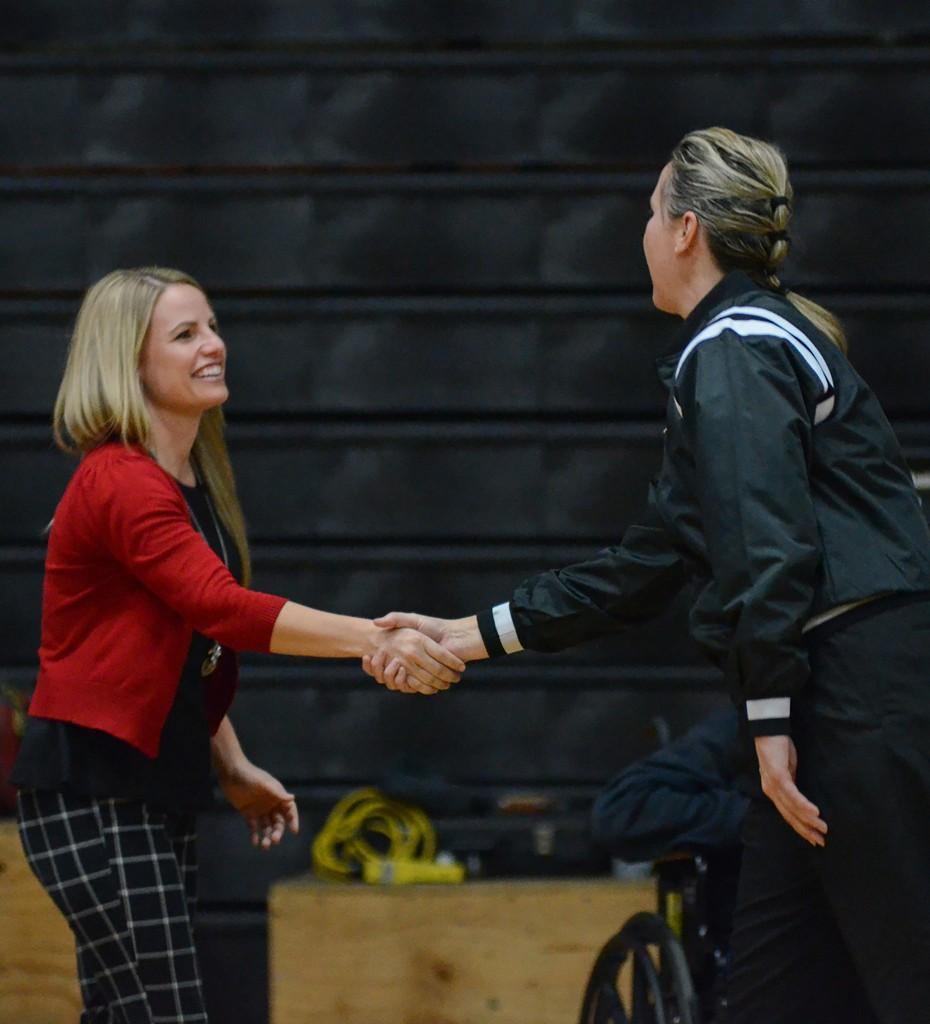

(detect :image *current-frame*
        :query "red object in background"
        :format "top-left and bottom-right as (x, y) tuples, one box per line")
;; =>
(0, 688), (27, 813)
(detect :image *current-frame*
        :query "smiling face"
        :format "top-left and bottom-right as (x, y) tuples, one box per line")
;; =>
(139, 283), (227, 418)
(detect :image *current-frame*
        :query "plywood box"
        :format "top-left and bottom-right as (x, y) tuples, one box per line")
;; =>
(0, 819), (82, 1024)
(270, 876), (653, 1024)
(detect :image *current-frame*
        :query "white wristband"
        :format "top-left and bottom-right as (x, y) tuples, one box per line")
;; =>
(746, 697), (791, 721)
(492, 602), (524, 655)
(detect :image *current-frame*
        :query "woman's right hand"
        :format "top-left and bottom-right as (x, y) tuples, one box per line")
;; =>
(369, 626), (466, 695)
(364, 613), (487, 692)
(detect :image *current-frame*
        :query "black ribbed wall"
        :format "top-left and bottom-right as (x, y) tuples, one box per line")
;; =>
(3, 5), (930, 1021)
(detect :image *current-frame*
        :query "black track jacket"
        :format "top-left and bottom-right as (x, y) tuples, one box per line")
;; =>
(477, 272), (930, 735)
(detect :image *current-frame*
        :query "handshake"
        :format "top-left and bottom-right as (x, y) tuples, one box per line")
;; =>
(362, 612), (488, 695)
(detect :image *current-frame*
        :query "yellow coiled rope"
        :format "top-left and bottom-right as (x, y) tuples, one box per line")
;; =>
(311, 786), (437, 882)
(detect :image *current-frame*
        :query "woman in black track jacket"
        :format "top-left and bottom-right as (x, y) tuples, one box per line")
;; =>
(366, 128), (930, 1024)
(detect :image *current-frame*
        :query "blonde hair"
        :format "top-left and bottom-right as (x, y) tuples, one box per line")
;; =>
(665, 127), (847, 354)
(54, 267), (252, 584)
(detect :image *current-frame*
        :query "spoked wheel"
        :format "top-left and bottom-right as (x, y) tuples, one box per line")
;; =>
(579, 912), (701, 1024)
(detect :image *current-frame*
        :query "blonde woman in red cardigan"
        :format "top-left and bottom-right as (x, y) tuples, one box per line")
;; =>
(12, 267), (464, 1024)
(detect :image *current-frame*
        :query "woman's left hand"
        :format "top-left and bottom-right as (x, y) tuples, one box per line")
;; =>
(218, 760), (300, 850)
(754, 734), (827, 847)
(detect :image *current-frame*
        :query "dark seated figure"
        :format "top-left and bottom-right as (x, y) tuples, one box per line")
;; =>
(592, 707), (749, 863)
(591, 707), (751, 1020)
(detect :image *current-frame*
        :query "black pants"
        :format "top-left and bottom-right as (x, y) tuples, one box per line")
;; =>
(17, 789), (206, 1023)
(727, 596), (930, 1024)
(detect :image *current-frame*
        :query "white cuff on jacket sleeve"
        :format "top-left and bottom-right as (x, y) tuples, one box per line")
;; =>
(492, 602), (524, 654)
(746, 697), (791, 721)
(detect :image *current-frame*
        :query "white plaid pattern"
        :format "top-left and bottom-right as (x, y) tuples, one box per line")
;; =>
(17, 789), (207, 1023)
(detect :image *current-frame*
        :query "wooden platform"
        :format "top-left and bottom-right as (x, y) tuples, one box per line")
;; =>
(269, 875), (654, 1024)
(0, 819), (82, 1023)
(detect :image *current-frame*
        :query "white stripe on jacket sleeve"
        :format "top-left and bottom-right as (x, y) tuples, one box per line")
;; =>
(746, 697), (791, 721)
(492, 602), (524, 654)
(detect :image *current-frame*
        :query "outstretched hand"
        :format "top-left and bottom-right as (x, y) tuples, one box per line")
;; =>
(364, 613), (486, 692)
(369, 625), (467, 695)
(754, 734), (827, 847)
(218, 760), (300, 850)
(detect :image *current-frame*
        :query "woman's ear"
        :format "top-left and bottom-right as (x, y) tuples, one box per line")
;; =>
(675, 210), (700, 255)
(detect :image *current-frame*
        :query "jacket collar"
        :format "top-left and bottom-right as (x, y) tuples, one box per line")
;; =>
(655, 270), (762, 387)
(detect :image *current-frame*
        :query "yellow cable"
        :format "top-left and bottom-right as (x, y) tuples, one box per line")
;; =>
(312, 787), (437, 882)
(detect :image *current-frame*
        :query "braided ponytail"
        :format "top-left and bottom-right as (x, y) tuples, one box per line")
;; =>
(665, 127), (847, 354)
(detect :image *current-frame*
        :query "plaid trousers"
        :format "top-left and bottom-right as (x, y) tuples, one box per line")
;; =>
(17, 789), (208, 1023)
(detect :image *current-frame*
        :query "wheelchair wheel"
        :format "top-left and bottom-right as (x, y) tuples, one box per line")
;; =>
(579, 911), (701, 1024)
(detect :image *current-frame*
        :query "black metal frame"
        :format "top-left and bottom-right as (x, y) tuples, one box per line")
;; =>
(578, 852), (740, 1024)
(578, 909), (700, 1024)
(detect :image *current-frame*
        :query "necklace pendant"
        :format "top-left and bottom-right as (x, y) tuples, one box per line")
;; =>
(201, 643), (222, 677)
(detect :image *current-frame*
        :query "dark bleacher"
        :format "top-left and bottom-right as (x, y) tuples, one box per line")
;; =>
(3, 6), (930, 1020)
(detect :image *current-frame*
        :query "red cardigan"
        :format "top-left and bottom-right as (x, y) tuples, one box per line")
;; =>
(29, 443), (287, 757)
